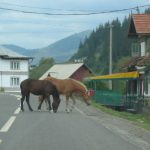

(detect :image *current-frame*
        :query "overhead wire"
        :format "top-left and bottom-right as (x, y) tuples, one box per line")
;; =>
(0, 2), (86, 12)
(0, 3), (149, 16)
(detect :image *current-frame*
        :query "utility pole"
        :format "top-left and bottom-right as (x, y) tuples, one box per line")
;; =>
(0, 71), (2, 90)
(109, 24), (113, 90)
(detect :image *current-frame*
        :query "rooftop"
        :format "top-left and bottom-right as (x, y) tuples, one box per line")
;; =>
(128, 14), (150, 36)
(0, 46), (31, 59)
(123, 56), (150, 68)
(40, 63), (88, 79)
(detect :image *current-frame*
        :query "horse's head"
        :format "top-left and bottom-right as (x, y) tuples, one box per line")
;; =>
(82, 90), (92, 105)
(52, 97), (61, 113)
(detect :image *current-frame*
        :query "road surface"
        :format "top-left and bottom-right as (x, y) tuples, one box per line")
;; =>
(0, 93), (150, 150)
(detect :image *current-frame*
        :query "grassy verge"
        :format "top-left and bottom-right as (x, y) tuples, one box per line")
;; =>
(0, 87), (4, 92)
(92, 101), (150, 131)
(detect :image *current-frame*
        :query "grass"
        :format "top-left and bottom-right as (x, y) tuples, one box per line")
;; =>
(0, 87), (4, 92)
(92, 101), (150, 131)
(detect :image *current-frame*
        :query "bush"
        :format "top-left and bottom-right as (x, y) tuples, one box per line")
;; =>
(0, 87), (4, 92)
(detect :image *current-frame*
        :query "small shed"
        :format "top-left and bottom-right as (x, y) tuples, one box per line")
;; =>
(40, 63), (93, 81)
(88, 71), (140, 109)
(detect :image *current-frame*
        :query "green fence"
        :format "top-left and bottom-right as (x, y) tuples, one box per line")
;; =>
(124, 95), (138, 109)
(93, 90), (141, 110)
(93, 90), (124, 106)
(125, 95), (145, 112)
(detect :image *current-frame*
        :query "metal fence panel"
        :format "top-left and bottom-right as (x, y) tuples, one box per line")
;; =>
(93, 90), (124, 106)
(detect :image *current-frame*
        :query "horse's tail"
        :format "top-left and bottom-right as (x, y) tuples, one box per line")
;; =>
(39, 95), (44, 102)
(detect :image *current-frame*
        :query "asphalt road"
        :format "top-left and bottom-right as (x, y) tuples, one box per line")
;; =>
(0, 93), (150, 150)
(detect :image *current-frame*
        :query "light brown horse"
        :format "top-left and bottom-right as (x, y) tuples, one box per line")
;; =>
(38, 77), (91, 112)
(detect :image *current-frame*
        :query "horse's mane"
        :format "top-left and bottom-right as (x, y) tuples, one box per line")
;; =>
(70, 78), (88, 92)
(45, 76), (87, 92)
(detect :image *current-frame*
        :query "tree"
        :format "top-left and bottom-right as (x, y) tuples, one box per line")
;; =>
(70, 16), (132, 75)
(145, 7), (150, 13)
(29, 57), (55, 79)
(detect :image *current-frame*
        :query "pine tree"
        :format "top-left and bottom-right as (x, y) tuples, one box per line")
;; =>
(70, 15), (134, 74)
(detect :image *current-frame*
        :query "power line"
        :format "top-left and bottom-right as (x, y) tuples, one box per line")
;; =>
(0, 2), (95, 12)
(0, 4), (149, 16)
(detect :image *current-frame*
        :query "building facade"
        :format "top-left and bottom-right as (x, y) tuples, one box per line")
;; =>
(0, 46), (32, 91)
(127, 14), (150, 98)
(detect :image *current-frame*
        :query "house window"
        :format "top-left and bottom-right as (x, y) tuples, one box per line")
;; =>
(10, 77), (20, 86)
(131, 42), (140, 57)
(10, 61), (20, 70)
(146, 38), (150, 55)
(144, 75), (150, 96)
(141, 42), (146, 56)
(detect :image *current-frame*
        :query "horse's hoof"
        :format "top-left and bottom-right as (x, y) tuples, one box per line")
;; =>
(69, 109), (73, 112)
(37, 107), (41, 110)
(53, 110), (57, 113)
(65, 109), (70, 113)
(50, 110), (53, 113)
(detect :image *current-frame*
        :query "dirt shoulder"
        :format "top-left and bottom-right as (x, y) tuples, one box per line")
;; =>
(75, 99), (150, 150)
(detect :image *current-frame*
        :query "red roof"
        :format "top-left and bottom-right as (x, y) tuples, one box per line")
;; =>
(128, 14), (150, 36)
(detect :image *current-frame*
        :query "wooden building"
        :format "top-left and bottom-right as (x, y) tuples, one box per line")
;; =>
(127, 14), (150, 97)
(40, 63), (93, 81)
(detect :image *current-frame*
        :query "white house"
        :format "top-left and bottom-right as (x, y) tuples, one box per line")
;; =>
(0, 46), (32, 92)
(127, 14), (150, 97)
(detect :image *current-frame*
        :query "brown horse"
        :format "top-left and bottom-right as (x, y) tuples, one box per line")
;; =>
(20, 79), (61, 113)
(38, 77), (91, 113)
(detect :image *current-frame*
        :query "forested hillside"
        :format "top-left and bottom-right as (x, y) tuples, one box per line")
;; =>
(30, 58), (54, 79)
(70, 8), (150, 75)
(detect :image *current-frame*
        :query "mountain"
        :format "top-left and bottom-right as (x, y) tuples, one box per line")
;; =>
(33, 30), (91, 63)
(2, 30), (91, 64)
(1, 44), (36, 57)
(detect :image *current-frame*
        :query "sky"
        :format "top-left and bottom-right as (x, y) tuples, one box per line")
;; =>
(0, 0), (150, 49)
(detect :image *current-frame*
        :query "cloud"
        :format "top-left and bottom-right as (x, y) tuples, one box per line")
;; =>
(0, 0), (149, 48)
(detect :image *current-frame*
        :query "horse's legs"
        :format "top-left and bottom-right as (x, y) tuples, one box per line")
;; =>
(45, 98), (49, 110)
(69, 95), (76, 112)
(26, 93), (33, 111)
(21, 95), (25, 111)
(37, 96), (44, 110)
(65, 95), (70, 113)
(46, 95), (52, 111)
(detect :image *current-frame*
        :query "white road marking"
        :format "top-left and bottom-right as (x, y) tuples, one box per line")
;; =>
(75, 107), (86, 115)
(14, 107), (20, 115)
(0, 116), (16, 132)
(0, 139), (2, 144)
(9, 94), (21, 101)
(17, 97), (21, 101)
